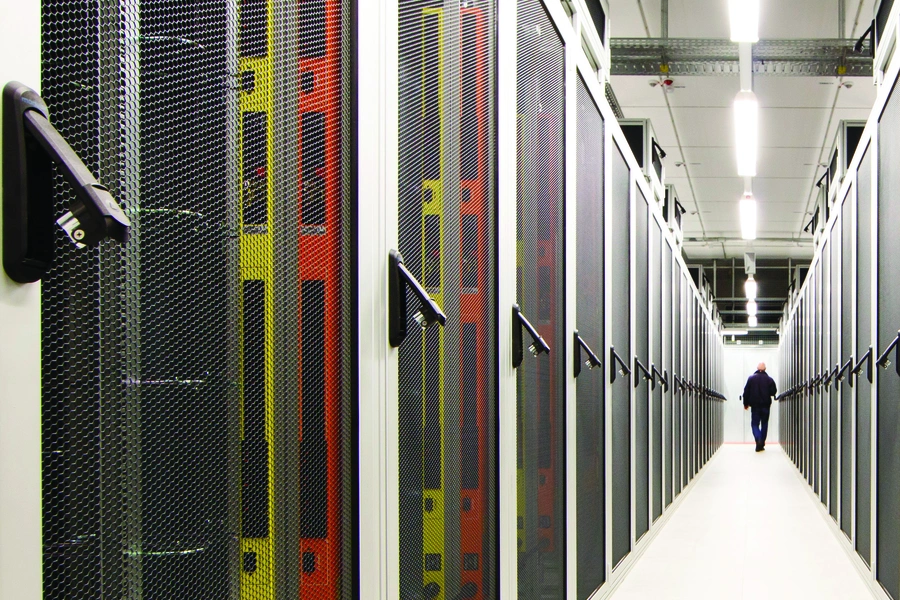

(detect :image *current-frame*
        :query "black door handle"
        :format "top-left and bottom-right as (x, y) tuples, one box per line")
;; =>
(877, 330), (900, 377)
(388, 249), (447, 347)
(835, 357), (854, 388)
(633, 357), (654, 390)
(609, 347), (631, 384)
(652, 365), (668, 392)
(573, 330), (601, 378)
(512, 304), (549, 369)
(852, 347), (873, 384)
(3, 82), (131, 283)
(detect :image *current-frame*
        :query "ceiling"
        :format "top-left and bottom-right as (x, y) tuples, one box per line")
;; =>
(608, 0), (878, 260)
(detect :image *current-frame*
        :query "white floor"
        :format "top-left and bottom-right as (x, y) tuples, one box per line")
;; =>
(608, 445), (874, 600)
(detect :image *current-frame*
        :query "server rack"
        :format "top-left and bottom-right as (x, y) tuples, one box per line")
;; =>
(650, 220), (663, 524)
(395, 2), (498, 599)
(633, 188), (651, 542)
(39, 0), (357, 598)
(515, 2), (565, 597)
(574, 73), (606, 600)
(609, 141), (633, 571)
(877, 73), (900, 600)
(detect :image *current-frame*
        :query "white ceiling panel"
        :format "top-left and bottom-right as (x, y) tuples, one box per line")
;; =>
(754, 78), (840, 109)
(759, 108), (832, 148)
(759, 0), (840, 39)
(665, 0), (730, 38)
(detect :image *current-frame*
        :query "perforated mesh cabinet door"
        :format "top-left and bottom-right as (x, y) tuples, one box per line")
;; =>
(673, 269), (682, 498)
(831, 219), (841, 523)
(663, 241), (672, 509)
(396, 1), (498, 599)
(878, 83), (900, 600)
(841, 193), (853, 538)
(515, 2), (565, 596)
(40, 1), (356, 598)
(822, 239), (831, 507)
(610, 142), (632, 569)
(856, 145), (873, 566)
(574, 75), (605, 600)
(634, 192), (650, 540)
(651, 222), (662, 523)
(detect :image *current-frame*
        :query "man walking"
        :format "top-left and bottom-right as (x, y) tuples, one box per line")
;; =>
(743, 362), (777, 452)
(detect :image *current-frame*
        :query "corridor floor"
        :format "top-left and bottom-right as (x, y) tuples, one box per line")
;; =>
(608, 445), (874, 599)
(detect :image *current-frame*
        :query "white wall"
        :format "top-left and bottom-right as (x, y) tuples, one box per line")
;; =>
(1, 1), (43, 597)
(723, 346), (780, 443)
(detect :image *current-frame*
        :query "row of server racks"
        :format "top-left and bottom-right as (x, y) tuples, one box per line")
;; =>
(36, 0), (726, 598)
(778, 2), (900, 598)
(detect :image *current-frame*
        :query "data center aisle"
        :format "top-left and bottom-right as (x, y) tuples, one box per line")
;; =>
(608, 445), (873, 600)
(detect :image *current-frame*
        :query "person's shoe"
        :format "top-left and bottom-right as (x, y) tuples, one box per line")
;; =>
(759, 446), (765, 452)
(755, 441), (763, 452)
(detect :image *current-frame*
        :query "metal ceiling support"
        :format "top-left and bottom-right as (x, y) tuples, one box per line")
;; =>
(684, 236), (814, 244)
(661, 0), (668, 40)
(610, 37), (873, 76)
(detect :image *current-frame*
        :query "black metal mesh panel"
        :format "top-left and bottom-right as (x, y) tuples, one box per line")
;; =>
(831, 219), (841, 523)
(813, 269), (820, 495)
(651, 222), (662, 522)
(821, 240), (830, 506)
(610, 142), (631, 569)
(841, 194), (853, 538)
(634, 192), (650, 540)
(673, 271), (682, 497)
(575, 75), (605, 600)
(515, 2), (564, 597)
(40, 0), (356, 598)
(397, 1), (498, 598)
(663, 240), (673, 509)
(856, 145), (873, 566)
(878, 83), (900, 600)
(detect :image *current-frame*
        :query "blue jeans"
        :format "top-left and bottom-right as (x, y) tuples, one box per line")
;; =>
(751, 407), (770, 445)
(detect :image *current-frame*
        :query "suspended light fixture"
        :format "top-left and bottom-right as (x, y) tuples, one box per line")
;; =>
(745, 275), (758, 300)
(740, 195), (757, 240)
(747, 300), (758, 316)
(734, 90), (759, 176)
(748, 315), (758, 327)
(729, 0), (760, 43)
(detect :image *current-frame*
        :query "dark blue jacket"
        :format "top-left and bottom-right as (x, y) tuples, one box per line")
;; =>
(743, 370), (777, 409)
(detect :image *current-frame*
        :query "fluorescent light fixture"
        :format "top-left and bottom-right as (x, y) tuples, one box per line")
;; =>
(746, 300), (758, 316)
(744, 275), (758, 300)
(725, 330), (749, 336)
(748, 315), (758, 327)
(729, 0), (759, 42)
(734, 90), (758, 176)
(740, 196), (757, 240)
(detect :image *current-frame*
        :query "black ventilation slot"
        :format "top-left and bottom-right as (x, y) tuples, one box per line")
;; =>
(300, 280), (327, 539)
(242, 280), (268, 538)
(461, 323), (479, 490)
(422, 13), (441, 181)
(301, 111), (326, 226)
(299, 0), (327, 58)
(461, 214), (479, 291)
(242, 111), (268, 226)
(240, 0), (267, 58)
(424, 215), (441, 290)
(423, 326), (442, 490)
(461, 12), (480, 181)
